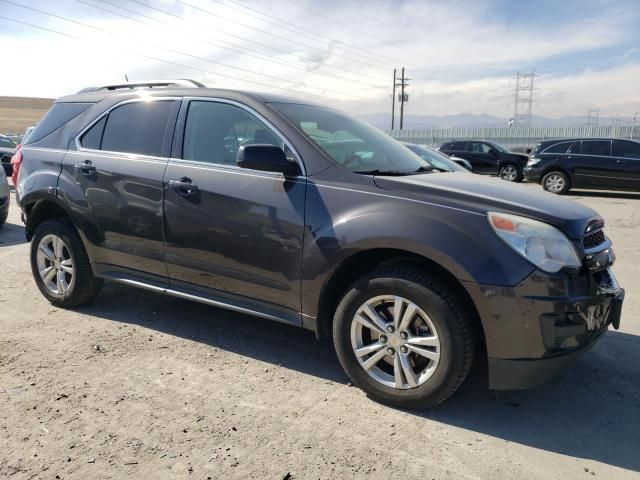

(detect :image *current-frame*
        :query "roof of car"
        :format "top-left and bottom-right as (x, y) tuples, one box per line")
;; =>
(537, 137), (640, 145)
(55, 87), (318, 106)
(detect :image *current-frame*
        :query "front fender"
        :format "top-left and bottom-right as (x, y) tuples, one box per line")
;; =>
(300, 180), (535, 318)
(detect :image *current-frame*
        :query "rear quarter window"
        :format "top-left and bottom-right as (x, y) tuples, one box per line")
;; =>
(26, 103), (93, 144)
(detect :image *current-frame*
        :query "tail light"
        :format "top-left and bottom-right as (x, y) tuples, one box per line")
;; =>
(11, 146), (22, 185)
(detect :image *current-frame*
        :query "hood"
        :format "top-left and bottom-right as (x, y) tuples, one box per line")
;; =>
(505, 152), (529, 163)
(374, 172), (599, 239)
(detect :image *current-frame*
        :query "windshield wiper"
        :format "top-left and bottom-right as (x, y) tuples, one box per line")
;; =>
(355, 166), (434, 176)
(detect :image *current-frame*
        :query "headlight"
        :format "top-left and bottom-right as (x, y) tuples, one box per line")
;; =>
(526, 156), (541, 166)
(488, 212), (581, 273)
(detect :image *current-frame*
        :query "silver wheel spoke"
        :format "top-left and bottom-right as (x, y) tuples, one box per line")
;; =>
(407, 335), (439, 348)
(42, 266), (56, 284)
(56, 270), (67, 294)
(397, 302), (417, 332)
(53, 237), (64, 258)
(361, 347), (388, 371)
(393, 353), (404, 388)
(38, 243), (55, 261)
(60, 259), (74, 275)
(399, 353), (417, 388)
(406, 344), (439, 361)
(354, 341), (385, 358)
(362, 303), (388, 332)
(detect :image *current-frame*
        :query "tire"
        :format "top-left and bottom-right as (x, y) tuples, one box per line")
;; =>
(333, 268), (475, 409)
(542, 170), (570, 194)
(499, 164), (522, 182)
(0, 205), (7, 227)
(30, 218), (103, 307)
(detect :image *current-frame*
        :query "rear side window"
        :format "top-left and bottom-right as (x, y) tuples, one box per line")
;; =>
(27, 102), (93, 144)
(581, 140), (611, 156)
(543, 141), (576, 154)
(97, 100), (175, 156)
(80, 116), (106, 150)
(612, 140), (640, 159)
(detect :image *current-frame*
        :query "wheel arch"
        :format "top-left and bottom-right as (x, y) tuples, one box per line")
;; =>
(313, 248), (485, 347)
(24, 198), (73, 241)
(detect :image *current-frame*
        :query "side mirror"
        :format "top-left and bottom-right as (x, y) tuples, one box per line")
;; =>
(236, 144), (298, 176)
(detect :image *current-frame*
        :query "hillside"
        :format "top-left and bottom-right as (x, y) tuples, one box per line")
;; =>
(0, 96), (53, 134)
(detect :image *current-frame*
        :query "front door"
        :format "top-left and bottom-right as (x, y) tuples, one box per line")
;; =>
(468, 142), (498, 174)
(162, 99), (306, 321)
(62, 98), (179, 279)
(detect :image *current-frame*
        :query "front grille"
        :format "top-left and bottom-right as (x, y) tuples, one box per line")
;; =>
(583, 229), (606, 250)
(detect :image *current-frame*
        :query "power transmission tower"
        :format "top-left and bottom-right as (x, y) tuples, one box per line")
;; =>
(586, 109), (599, 126)
(391, 68), (396, 130)
(396, 67), (410, 130)
(512, 71), (536, 127)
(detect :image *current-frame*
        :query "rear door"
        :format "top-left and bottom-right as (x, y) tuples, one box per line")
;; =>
(611, 139), (640, 190)
(62, 97), (179, 280)
(573, 140), (614, 188)
(162, 98), (307, 323)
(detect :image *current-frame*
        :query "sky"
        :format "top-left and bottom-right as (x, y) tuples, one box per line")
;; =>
(1, 0), (639, 121)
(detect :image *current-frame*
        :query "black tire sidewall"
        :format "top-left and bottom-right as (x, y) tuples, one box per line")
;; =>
(333, 273), (470, 408)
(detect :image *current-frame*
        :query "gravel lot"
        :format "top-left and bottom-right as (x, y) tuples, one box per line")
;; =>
(1, 182), (639, 480)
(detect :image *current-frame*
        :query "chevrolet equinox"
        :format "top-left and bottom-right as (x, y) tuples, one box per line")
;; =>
(16, 81), (624, 408)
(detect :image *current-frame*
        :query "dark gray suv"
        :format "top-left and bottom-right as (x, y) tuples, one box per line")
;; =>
(16, 81), (624, 408)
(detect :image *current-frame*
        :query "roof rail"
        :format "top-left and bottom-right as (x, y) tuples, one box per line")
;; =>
(78, 79), (206, 93)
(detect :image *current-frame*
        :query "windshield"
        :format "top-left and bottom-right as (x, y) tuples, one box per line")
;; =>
(271, 103), (432, 174)
(404, 144), (465, 172)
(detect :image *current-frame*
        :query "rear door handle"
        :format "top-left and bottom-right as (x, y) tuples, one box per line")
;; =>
(74, 160), (96, 175)
(168, 177), (198, 195)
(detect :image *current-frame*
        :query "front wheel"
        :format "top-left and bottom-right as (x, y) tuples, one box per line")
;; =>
(542, 171), (570, 194)
(499, 164), (522, 182)
(333, 268), (475, 409)
(30, 218), (103, 307)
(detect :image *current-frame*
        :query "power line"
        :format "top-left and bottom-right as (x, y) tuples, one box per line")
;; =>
(82, 0), (385, 90)
(207, 0), (397, 69)
(279, 0), (436, 68)
(161, 0), (391, 79)
(124, 0), (387, 85)
(0, 0), (361, 99)
(0, 13), (351, 101)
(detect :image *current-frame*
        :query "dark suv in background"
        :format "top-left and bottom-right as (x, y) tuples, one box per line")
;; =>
(438, 140), (528, 181)
(525, 138), (640, 194)
(16, 81), (624, 408)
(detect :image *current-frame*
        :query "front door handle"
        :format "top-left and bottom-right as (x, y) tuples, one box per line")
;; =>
(168, 177), (198, 196)
(74, 160), (96, 175)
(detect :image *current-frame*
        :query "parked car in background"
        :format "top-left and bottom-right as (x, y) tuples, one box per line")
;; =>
(525, 138), (640, 194)
(10, 125), (36, 185)
(17, 81), (624, 408)
(0, 166), (9, 226)
(0, 134), (17, 176)
(402, 143), (472, 172)
(438, 140), (528, 181)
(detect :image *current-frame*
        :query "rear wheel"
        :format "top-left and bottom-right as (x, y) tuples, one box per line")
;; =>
(333, 268), (474, 408)
(499, 164), (522, 182)
(542, 171), (570, 194)
(30, 218), (103, 307)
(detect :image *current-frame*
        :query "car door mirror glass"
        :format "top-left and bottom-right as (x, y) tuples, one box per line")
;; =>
(236, 144), (297, 176)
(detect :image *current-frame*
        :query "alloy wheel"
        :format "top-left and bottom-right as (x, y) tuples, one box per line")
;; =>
(350, 295), (441, 389)
(36, 234), (75, 295)
(500, 165), (517, 181)
(545, 174), (565, 193)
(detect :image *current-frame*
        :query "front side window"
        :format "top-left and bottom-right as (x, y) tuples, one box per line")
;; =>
(183, 101), (286, 166)
(469, 142), (492, 153)
(581, 140), (611, 156)
(612, 140), (640, 159)
(83, 100), (175, 156)
(271, 103), (430, 173)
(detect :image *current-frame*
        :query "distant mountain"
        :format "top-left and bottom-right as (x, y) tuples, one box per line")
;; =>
(359, 112), (636, 130)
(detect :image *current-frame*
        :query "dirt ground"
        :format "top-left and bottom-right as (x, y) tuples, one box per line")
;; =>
(0, 96), (52, 133)
(1, 182), (639, 480)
